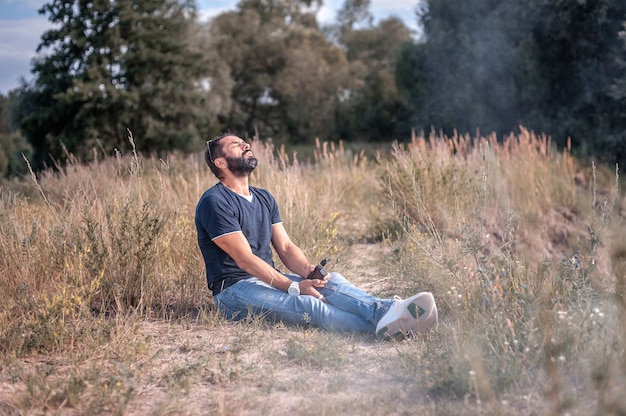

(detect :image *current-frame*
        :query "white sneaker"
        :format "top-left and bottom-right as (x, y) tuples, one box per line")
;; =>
(375, 292), (438, 340)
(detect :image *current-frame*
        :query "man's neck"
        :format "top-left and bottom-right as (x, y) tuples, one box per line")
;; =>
(220, 176), (251, 196)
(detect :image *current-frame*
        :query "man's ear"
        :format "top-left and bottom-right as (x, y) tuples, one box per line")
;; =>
(214, 157), (226, 169)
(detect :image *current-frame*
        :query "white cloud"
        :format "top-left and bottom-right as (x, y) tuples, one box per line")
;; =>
(317, 0), (420, 29)
(317, 4), (336, 24)
(0, 19), (47, 59)
(193, 0), (420, 28)
(196, 0), (235, 22)
(198, 7), (231, 23)
(370, 0), (421, 28)
(372, 0), (420, 8)
(3, 0), (45, 7)
(316, 0), (340, 23)
(0, 17), (53, 93)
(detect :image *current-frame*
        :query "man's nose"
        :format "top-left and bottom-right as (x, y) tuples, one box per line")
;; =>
(242, 142), (250, 150)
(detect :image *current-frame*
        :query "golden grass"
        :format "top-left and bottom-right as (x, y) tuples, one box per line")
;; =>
(0, 129), (624, 415)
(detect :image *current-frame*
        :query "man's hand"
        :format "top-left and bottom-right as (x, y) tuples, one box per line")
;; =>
(298, 276), (329, 302)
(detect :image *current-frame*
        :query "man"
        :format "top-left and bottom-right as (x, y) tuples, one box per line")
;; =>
(195, 133), (438, 339)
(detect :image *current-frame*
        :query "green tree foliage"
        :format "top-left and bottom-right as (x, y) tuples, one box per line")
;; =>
(609, 23), (626, 161)
(6, 0), (623, 163)
(0, 95), (11, 176)
(397, 0), (626, 163)
(209, 0), (349, 142)
(0, 93), (30, 178)
(273, 27), (350, 141)
(334, 0), (372, 29)
(529, 0), (626, 161)
(320, 0), (413, 142)
(336, 16), (412, 141)
(12, 0), (208, 169)
(613, 25), (626, 101)
(397, 0), (538, 136)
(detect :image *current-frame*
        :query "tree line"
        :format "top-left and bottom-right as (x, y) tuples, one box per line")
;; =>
(0, 0), (625, 176)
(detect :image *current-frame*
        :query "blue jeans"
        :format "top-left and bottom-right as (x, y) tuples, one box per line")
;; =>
(214, 272), (394, 333)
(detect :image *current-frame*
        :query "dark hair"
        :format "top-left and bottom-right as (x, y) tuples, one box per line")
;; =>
(205, 132), (234, 178)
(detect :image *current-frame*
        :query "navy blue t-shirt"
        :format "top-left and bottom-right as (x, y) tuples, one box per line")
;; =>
(195, 182), (282, 295)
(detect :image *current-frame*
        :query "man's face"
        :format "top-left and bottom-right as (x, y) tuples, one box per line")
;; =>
(220, 136), (258, 177)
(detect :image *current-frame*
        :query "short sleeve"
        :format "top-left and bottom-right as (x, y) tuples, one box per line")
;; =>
(196, 190), (241, 241)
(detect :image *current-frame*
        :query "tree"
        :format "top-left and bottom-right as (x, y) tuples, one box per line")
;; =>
(397, 0), (537, 137)
(398, 0), (626, 163)
(209, 0), (349, 142)
(205, 0), (415, 143)
(602, 20), (626, 162)
(0, 93), (31, 178)
(613, 24), (626, 101)
(335, 0), (372, 29)
(13, 0), (208, 169)
(0, 94), (11, 176)
(528, 0), (626, 159)
(272, 28), (350, 142)
(335, 15), (413, 141)
(319, 0), (415, 142)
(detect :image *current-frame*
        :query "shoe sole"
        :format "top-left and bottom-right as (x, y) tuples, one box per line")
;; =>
(376, 309), (425, 339)
(377, 294), (436, 340)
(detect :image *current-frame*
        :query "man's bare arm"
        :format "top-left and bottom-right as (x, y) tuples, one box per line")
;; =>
(271, 223), (315, 278)
(213, 232), (293, 291)
(213, 230), (324, 296)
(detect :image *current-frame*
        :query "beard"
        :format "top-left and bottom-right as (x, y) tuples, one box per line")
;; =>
(225, 153), (258, 177)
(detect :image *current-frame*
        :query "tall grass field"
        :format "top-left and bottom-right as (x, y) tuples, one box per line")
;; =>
(0, 129), (624, 415)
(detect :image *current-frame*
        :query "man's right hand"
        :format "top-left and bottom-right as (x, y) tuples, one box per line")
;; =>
(297, 278), (327, 302)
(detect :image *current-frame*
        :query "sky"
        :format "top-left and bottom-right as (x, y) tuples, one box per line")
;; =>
(0, 0), (421, 95)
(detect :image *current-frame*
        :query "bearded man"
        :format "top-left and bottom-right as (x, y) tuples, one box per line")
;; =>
(195, 133), (438, 339)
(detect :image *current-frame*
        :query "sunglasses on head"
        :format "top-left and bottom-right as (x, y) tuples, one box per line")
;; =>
(206, 136), (224, 163)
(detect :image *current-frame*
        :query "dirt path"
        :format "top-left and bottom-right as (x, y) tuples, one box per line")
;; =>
(127, 242), (427, 415)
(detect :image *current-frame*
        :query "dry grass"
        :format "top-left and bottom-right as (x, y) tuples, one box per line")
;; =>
(0, 129), (624, 415)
